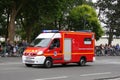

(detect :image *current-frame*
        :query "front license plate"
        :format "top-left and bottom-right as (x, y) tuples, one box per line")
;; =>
(26, 57), (34, 60)
(25, 60), (34, 63)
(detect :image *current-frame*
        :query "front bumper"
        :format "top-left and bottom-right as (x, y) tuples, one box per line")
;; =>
(22, 55), (46, 64)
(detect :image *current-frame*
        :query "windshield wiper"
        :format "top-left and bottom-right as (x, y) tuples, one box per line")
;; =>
(29, 45), (34, 47)
(35, 45), (43, 47)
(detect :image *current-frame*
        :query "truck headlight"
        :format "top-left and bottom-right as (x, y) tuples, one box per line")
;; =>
(37, 51), (43, 55)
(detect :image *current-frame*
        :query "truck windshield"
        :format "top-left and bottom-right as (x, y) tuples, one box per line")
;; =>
(30, 38), (51, 47)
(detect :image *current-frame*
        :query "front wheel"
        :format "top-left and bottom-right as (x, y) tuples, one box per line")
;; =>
(44, 58), (53, 68)
(25, 64), (32, 67)
(62, 63), (67, 66)
(78, 58), (86, 66)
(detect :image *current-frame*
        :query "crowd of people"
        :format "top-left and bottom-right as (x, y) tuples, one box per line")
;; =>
(95, 44), (120, 56)
(0, 38), (120, 57)
(0, 39), (28, 57)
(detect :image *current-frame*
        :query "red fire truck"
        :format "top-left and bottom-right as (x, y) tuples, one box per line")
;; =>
(22, 30), (95, 68)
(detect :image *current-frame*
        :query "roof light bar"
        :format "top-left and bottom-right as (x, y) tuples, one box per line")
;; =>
(42, 30), (59, 33)
(76, 30), (91, 32)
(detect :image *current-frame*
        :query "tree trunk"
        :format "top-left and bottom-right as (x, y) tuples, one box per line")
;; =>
(8, 4), (17, 42)
(8, 2), (23, 42)
(108, 28), (113, 45)
(25, 26), (32, 43)
(54, 19), (57, 28)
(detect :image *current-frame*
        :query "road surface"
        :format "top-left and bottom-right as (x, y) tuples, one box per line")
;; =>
(0, 56), (120, 80)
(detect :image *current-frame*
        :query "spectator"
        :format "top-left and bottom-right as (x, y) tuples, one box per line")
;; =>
(13, 41), (19, 56)
(0, 42), (3, 56)
(99, 44), (105, 56)
(104, 44), (108, 56)
(18, 40), (28, 56)
(0, 42), (2, 52)
(115, 44), (120, 56)
(22, 40), (28, 48)
(107, 44), (113, 56)
(115, 44), (120, 50)
(5, 39), (12, 56)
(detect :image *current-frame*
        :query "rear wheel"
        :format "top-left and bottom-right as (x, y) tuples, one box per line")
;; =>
(44, 58), (53, 68)
(25, 64), (32, 67)
(78, 57), (86, 66)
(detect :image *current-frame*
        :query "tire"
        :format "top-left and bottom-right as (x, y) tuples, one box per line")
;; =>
(44, 58), (53, 68)
(25, 64), (32, 67)
(78, 58), (86, 66)
(62, 63), (67, 66)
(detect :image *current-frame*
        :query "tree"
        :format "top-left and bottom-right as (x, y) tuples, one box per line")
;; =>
(68, 5), (104, 40)
(114, 0), (120, 38)
(19, 0), (75, 42)
(53, 0), (93, 30)
(0, 0), (10, 39)
(0, 14), (7, 38)
(0, 0), (102, 42)
(95, 0), (120, 45)
(19, 0), (77, 42)
(0, 0), (26, 42)
(18, 0), (41, 42)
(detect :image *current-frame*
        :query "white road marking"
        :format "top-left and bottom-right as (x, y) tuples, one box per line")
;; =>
(34, 76), (68, 80)
(80, 72), (111, 77)
(95, 59), (120, 65)
(0, 62), (21, 65)
(108, 78), (120, 80)
(0, 67), (21, 71)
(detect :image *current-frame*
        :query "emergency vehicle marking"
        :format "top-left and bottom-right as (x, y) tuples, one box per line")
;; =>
(43, 52), (93, 55)
(25, 49), (38, 53)
(73, 52), (94, 54)
(44, 53), (62, 56)
(54, 51), (57, 56)
(78, 48), (94, 50)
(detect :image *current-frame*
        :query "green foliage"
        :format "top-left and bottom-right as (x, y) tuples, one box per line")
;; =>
(0, 0), (102, 42)
(19, 0), (77, 42)
(69, 5), (104, 40)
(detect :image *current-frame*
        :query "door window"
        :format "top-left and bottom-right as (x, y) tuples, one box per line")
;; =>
(49, 39), (60, 49)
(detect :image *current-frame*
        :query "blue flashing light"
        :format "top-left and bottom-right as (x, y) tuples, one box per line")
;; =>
(43, 30), (59, 33)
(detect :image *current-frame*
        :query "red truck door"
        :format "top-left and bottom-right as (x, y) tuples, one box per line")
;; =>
(48, 38), (62, 63)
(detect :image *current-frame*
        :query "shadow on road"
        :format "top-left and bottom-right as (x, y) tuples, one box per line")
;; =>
(29, 63), (93, 69)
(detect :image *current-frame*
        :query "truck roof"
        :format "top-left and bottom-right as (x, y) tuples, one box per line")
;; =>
(42, 30), (94, 36)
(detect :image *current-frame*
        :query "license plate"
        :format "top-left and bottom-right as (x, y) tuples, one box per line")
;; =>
(25, 60), (34, 63)
(26, 57), (34, 60)
(25, 57), (35, 63)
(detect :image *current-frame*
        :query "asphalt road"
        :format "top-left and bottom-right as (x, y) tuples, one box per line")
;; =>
(0, 56), (120, 80)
